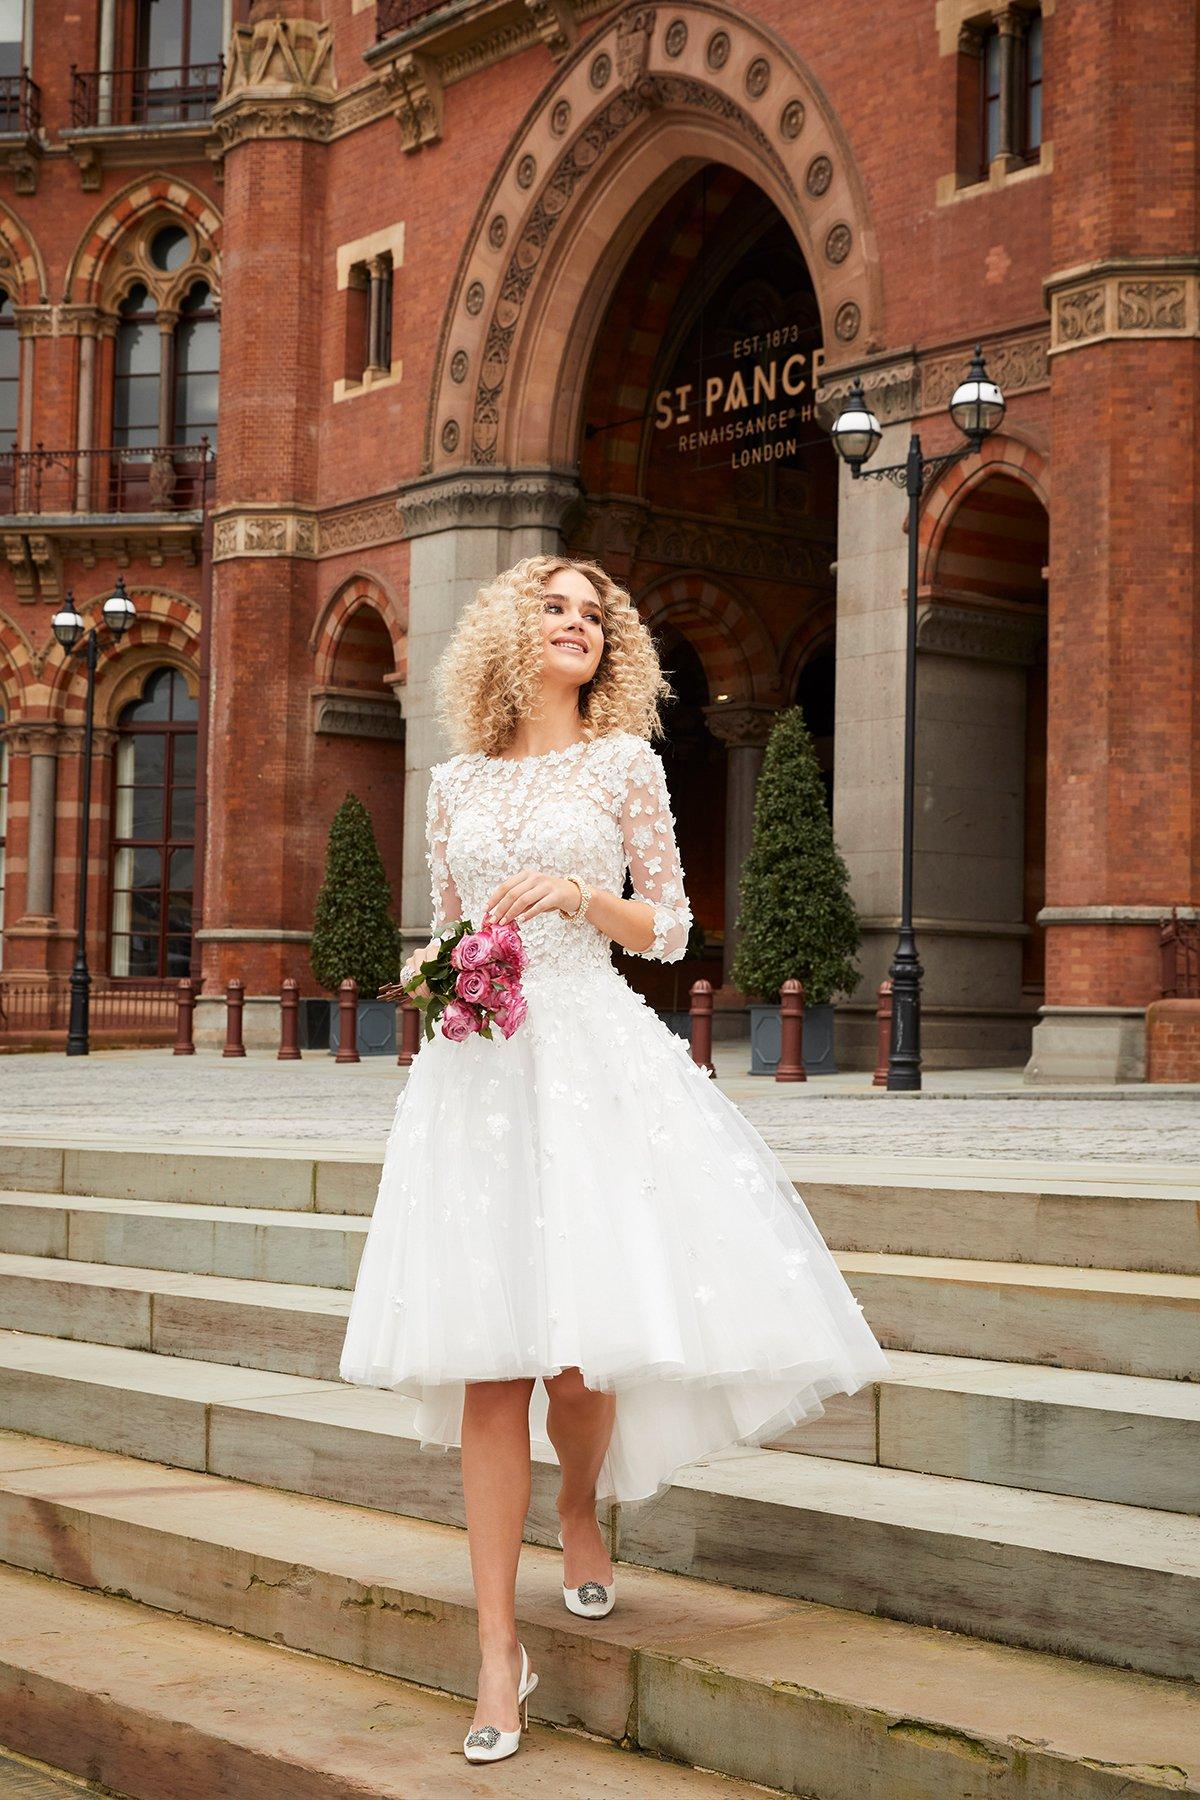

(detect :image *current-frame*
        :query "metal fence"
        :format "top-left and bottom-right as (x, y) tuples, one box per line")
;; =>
(0, 979), (188, 1045)
(69, 61), (223, 128)
(0, 441), (214, 517)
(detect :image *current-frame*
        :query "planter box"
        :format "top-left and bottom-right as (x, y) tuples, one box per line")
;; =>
(748, 1001), (837, 1076)
(301, 998), (397, 1057)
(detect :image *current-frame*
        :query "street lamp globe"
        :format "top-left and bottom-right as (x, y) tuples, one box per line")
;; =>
(51, 593), (85, 650)
(830, 378), (883, 474)
(102, 575), (136, 638)
(950, 344), (1006, 444)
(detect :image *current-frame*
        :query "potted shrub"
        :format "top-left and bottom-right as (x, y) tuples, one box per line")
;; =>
(731, 706), (860, 1075)
(307, 793), (402, 1055)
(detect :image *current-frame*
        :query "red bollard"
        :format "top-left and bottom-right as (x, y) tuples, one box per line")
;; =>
(278, 978), (301, 1060)
(776, 977), (807, 1082)
(689, 978), (715, 1076)
(336, 977), (360, 1064)
(223, 977), (246, 1058)
(173, 977), (195, 1055)
(397, 992), (421, 1066)
(873, 979), (893, 1088)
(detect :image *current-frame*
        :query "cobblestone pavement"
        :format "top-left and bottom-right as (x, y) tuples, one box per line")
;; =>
(1, 1045), (1197, 1166)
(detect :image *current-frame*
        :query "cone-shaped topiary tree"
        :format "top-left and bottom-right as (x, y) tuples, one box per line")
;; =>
(309, 793), (402, 996)
(730, 706), (860, 1006)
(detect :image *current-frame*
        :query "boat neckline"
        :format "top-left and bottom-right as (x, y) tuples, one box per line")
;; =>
(475, 733), (613, 765)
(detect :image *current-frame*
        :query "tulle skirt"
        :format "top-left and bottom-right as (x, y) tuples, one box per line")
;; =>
(338, 966), (893, 1506)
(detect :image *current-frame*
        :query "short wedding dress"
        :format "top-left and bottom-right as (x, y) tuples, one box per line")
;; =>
(339, 728), (892, 1505)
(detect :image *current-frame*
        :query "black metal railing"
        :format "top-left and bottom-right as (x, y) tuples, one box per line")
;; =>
(0, 69), (41, 134)
(0, 439), (214, 516)
(69, 61), (224, 128)
(376, 0), (448, 41)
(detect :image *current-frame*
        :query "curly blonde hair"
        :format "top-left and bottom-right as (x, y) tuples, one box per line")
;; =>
(430, 554), (674, 757)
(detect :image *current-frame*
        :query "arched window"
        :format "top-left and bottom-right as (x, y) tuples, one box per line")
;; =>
(114, 282), (160, 451)
(174, 281), (219, 450)
(0, 290), (18, 449)
(0, 703), (8, 969)
(109, 667), (197, 978)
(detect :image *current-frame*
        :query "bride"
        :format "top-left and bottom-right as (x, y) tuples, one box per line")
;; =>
(339, 553), (892, 1763)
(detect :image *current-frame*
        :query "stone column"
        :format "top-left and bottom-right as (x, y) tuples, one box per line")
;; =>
(0, 723), (60, 973)
(702, 700), (776, 988)
(397, 470), (581, 951)
(74, 316), (98, 512)
(994, 6), (1025, 171)
(22, 727), (57, 917)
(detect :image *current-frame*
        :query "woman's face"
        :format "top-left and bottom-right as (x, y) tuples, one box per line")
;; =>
(537, 566), (605, 691)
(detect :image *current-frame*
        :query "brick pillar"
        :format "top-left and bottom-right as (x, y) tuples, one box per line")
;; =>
(195, 14), (333, 1050)
(1028, 1), (1200, 1083)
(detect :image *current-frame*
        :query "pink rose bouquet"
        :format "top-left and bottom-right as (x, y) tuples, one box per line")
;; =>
(401, 913), (528, 1044)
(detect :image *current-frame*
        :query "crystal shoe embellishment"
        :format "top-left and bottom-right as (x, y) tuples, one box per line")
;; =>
(577, 1580), (608, 1605)
(465, 1726), (501, 1749)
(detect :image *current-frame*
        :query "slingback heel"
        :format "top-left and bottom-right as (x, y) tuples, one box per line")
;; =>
(462, 1641), (538, 1763)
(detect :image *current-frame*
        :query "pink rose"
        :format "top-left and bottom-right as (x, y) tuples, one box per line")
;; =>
(488, 921), (527, 971)
(494, 989), (528, 1039)
(451, 931), (493, 972)
(455, 967), (495, 1006)
(441, 999), (482, 1042)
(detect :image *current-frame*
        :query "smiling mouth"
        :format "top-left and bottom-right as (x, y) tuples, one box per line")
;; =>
(551, 638), (588, 655)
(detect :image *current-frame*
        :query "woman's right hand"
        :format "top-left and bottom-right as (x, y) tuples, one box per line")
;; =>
(377, 938), (440, 1002)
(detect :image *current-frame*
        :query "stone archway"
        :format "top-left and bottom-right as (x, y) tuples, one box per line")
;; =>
(425, 2), (881, 475)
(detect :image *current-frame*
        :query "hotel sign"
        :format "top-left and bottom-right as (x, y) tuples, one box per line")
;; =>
(653, 322), (819, 471)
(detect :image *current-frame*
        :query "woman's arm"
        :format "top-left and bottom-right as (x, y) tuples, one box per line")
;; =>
(611, 737), (692, 961)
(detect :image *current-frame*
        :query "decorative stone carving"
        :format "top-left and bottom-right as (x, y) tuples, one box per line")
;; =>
(380, 51), (442, 153)
(616, 9), (656, 89)
(465, 281), (486, 315)
(917, 601), (1046, 666)
(314, 691), (406, 741)
(450, 349), (469, 383)
(921, 329), (1048, 409)
(211, 508), (319, 561)
(550, 98), (572, 135)
(780, 98), (805, 139)
(397, 470), (582, 539)
(814, 352), (920, 427)
(825, 223), (851, 265)
(572, 499), (833, 587)
(703, 699), (778, 750)
(706, 30), (731, 69)
(834, 301), (860, 342)
(665, 18), (688, 55)
(1047, 259), (1200, 355)
(212, 17), (335, 153)
(526, 0), (578, 60)
(317, 499), (399, 556)
(745, 57), (771, 99)
(516, 153), (537, 188)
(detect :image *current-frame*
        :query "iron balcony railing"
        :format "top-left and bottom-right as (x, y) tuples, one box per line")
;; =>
(375, 0), (448, 41)
(69, 60), (224, 129)
(0, 976), (192, 1041)
(0, 440), (214, 517)
(0, 69), (41, 134)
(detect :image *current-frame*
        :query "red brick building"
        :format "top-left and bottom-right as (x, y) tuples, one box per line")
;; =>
(0, 0), (1193, 1079)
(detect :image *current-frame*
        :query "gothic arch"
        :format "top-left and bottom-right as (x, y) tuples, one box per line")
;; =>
(637, 569), (775, 701)
(310, 572), (406, 687)
(781, 597), (837, 695)
(917, 434), (1050, 592)
(45, 589), (201, 723)
(0, 615), (37, 706)
(0, 200), (46, 306)
(64, 174), (223, 307)
(427, 2), (881, 474)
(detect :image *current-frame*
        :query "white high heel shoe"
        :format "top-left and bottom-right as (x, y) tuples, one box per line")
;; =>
(462, 1642), (538, 1763)
(558, 1528), (616, 1618)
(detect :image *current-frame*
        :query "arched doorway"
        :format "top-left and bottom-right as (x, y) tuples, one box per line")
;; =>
(564, 162), (836, 997)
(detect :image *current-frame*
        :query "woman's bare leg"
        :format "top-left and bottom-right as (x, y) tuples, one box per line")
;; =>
(462, 1376), (536, 1732)
(544, 1366), (616, 1586)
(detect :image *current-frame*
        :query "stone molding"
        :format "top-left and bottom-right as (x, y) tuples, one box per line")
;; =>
(702, 699), (778, 749)
(312, 687), (406, 741)
(194, 927), (314, 942)
(211, 17), (336, 155)
(1037, 906), (1199, 926)
(4, 721), (63, 756)
(396, 469), (582, 538)
(916, 600), (1046, 666)
(571, 496), (834, 586)
(1046, 258), (1200, 357)
(815, 325), (1049, 427)
(317, 496), (402, 557)
(212, 507), (318, 561)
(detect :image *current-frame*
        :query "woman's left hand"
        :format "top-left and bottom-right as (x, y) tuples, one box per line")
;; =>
(484, 868), (579, 925)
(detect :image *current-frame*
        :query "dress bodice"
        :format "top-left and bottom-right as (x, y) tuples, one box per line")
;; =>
(425, 728), (692, 988)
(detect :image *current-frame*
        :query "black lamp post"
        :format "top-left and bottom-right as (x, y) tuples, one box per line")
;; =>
(830, 346), (1005, 1091)
(51, 577), (137, 1055)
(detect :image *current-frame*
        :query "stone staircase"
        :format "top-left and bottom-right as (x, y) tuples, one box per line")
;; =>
(0, 1136), (1196, 1797)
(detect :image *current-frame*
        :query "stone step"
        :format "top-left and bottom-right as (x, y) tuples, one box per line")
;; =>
(2, 1327), (1196, 1518)
(1, 1239), (1196, 1382)
(0, 1563), (770, 1800)
(840, 1250), (1200, 1379)
(0, 1434), (1197, 1797)
(1, 1360), (1197, 1679)
(6, 1138), (1200, 1271)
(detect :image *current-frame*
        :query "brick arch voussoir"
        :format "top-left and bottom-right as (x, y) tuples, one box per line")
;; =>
(45, 592), (200, 720)
(0, 200), (46, 305)
(918, 436), (1050, 592)
(638, 571), (773, 700)
(428, 1), (881, 476)
(65, 175), (223, 306)
(310, 573), (406, 687)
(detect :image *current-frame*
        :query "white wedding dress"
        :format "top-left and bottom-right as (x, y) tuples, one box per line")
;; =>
(339, 728), (892, 1505)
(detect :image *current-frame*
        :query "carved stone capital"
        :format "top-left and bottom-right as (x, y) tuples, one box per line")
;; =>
(917, 600), (1046, 665)
(312, 686), (406, 742)
(6, 720), (63, 756)
(212, 506), (318, 560)
(525, 0), (578, 60)
(379, 50), (443, 154)
(703, 699), (778, 750)
(397, 469), (582, 538)
(212, 16), (335, 153)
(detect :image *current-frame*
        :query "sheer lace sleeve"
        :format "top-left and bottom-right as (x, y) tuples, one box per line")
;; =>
(620, 737), (692, 963)
(425, 763), (463, 937)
